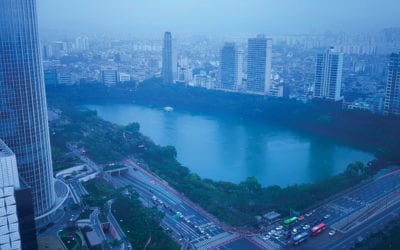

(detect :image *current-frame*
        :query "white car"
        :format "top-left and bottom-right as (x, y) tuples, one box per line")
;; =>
(302, 224), (310, 230)
(324, 214), (331, 219)
(329, 230), (336, 236)
(276, 226), (283, 231)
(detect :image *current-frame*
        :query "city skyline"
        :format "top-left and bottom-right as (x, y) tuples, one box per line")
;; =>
(1, 0), (400, 249)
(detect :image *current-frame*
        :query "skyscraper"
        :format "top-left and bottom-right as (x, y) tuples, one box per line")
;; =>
(247, 35), (272, 94)
(313, 47), (344, 101)
(0, 139), (38, 250)
(384, 52), (400, 115)
(0, 0), (56, 219)
(75, 36), (89, 51)
(220, 43), (240, 90)
(162, 32), (173, 84)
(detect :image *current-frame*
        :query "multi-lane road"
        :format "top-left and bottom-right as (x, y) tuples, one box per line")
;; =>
(109, 160), (259, 250)
(254, 168), (400, 250)
(66, 143), (400, 250)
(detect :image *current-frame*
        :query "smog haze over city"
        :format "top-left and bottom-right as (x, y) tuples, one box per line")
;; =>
(1, 0), (400, 249)
(38, 0), (400, 36)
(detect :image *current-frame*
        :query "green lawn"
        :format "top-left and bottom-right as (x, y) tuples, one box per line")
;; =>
(58, 229), (83, 250)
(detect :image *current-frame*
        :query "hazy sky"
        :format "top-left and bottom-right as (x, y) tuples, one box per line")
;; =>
(37, 0), (400, 36)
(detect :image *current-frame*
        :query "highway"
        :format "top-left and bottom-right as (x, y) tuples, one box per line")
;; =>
(66, 143), (400, 250)
(254, 168), (400, 250)
(111, 167), (235, 249)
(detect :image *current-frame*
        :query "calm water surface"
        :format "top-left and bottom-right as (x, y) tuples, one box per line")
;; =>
(86, 104), (374, 186)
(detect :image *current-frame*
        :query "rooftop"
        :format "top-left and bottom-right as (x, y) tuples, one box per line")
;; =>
(0, 140), (14, 158)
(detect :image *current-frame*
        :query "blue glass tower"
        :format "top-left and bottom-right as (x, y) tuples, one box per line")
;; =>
(220, 42), (239, 90)
(247, 35), (272, 94)
(0, 0), (56, 218)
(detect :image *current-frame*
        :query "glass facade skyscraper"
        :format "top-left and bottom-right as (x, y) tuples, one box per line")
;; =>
(220, 42), (239, 90)
(0, 0), (56, 218)
(247, 35), (272, 94)
(162, 32), (173, 84)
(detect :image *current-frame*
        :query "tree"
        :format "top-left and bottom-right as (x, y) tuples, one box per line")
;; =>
(125, 122), (140, 133)
(240, 177), (261, 193)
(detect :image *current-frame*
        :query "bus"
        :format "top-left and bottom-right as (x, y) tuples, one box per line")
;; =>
(284, 216), (298, 226)
(293, 231), (309, 245)
(311, 223), (326, 236)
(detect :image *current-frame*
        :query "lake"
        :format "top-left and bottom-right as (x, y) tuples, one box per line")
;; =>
(86, 104), (374, 187)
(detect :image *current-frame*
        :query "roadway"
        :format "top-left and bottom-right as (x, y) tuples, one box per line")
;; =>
(111, 168), (230, 248)
(255, 168), (400, 250)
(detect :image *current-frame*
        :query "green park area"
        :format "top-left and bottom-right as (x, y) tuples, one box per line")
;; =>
(58, 228), (84, 250)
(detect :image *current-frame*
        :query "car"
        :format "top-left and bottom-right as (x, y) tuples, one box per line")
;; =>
(305, 212), (312, 217)
(276, 225), (283, 231)
(329, 230), (336, 236)
(298, 215), (305, 221)
(302, 224), (310, 230)
(270, 229), (276, 234)
(324, 214), (331, 219)
(292, 228), (297, 234)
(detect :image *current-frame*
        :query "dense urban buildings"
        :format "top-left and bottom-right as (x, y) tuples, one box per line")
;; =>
(313, 47), (344, 101)
(0, 0), (57, 220)
(384, 52), (400, 115)
(247, 35), (272, 94)
(162, 31), (174, 83)
(220, 43), (240, 90)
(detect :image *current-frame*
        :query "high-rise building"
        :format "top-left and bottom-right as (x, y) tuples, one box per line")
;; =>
(247, 35), (272, 94)
(0, 139), (38, 250)
(162, 32), (173, 83)
(101, 67), (119, 86)
(75, 36), (89, 51)
(220, 43), (241, 90)
(384, 52), (400, 115)
(313, 47), (344, 101)
(0, 0), (64, 221)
